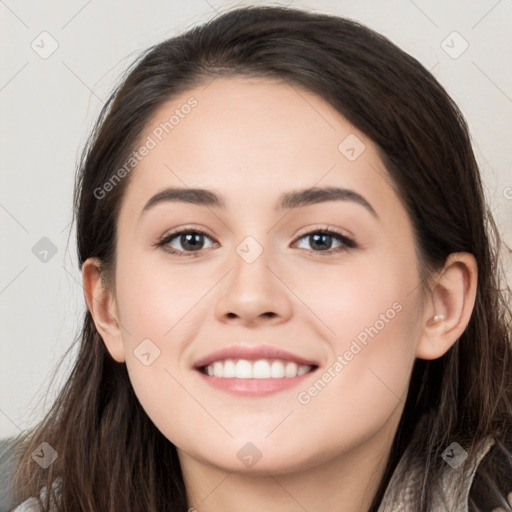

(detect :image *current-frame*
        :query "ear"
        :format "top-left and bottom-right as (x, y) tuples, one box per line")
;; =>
(81, 257), (126, 363)
(416, 252), (478, 360)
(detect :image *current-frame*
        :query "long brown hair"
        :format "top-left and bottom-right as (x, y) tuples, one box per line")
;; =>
(9, 6), (512, 511)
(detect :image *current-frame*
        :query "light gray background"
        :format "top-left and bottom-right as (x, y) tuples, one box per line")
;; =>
(1, 0), (511, 439)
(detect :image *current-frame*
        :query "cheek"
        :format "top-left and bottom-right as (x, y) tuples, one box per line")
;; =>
(303, 249), (416, 349)
(114, 259), (209, 431)
(296, 248), (419, 419)
(115, 256), (205, 343)
(291, 302), (417, 463)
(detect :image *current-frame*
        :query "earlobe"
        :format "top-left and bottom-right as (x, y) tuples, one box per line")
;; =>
(81, 257), (126, 363)
(416, 252), (478, 360)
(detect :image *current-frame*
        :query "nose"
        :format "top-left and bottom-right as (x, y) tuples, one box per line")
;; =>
(214, 246), (293, 327)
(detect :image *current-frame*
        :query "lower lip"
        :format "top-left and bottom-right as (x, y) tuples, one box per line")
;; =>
(195, 368), (317, 396)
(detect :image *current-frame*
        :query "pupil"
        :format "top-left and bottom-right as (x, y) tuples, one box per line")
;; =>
(182, 233), (203, 251)
(311, 233), (332, 250)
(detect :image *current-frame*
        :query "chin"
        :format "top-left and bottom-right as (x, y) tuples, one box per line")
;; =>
(192, 442), (318, 476)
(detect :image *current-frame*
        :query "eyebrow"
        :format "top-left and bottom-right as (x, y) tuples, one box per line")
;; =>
(139, 186), (379, 219)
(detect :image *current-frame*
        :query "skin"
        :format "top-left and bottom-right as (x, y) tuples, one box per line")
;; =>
(492, 492), (512, 512)
(82, 76), (478, 512)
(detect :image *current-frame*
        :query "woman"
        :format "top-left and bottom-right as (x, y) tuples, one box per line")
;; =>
(9, 5), (512, 511)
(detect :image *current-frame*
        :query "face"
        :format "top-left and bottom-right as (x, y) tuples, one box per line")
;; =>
(105, 76), (425, 475)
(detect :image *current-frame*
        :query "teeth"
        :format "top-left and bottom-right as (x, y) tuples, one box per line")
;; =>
(285, 361), (298, 377)
(224, 359), (236, 378)
(297, 364), (310, 376)
(270, 360), (285, 378)
(213, 361), (223, 377)
(204, 358), (313, 379)
(236, 359), (253, 378)
(253, 360), (270, 378)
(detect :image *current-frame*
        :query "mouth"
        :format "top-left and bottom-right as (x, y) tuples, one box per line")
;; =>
(193, 345), (319, 396)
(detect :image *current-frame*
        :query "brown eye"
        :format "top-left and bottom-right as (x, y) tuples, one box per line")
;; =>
(294, 229), (356, 254)
(156, 229), (217, 256)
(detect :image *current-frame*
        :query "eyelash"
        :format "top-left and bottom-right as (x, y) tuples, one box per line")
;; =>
(154, 226), (357, 258)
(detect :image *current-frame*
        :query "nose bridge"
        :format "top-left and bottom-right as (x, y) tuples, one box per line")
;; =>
(230, 232), (275, 293)
(214, 229), (292, 323)
(229, 204), (276, 275)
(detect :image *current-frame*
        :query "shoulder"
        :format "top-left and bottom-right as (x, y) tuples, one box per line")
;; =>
(468, 436), (512, 511)
(11, 496), (42, 511)
(378, 435), (497, 511)
(10, 477), (62, 512)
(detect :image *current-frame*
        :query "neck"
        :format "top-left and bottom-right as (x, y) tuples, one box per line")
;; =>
(179, 415), (399, 512)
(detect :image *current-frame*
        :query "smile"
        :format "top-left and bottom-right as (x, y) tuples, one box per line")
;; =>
(193, 344), (320, 395)
(200, 358), (316, 379)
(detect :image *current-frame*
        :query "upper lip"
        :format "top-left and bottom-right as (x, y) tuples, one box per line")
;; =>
(193, 344), (319, 369)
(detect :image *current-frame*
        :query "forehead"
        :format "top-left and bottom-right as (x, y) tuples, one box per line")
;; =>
(119, 76), (402, 221)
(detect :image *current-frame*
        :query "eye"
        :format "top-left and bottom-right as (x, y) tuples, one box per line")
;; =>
(155, 228), (217, 257)
(292, 227), (357, 255)
(155, 226), (356, 257)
